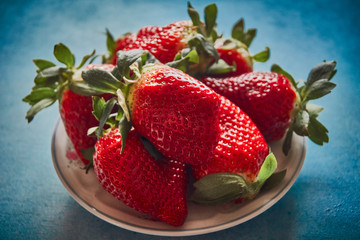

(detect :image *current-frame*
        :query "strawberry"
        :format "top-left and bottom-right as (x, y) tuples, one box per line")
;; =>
(82, 49), (221, 166)
(202, 61), (337, 154)
(108, 3), (221, 74)
(191, 96), (277, 204)
(209, 18), (270, 78)
(93, 128), (188, 226)
(23, 43), (115, 165)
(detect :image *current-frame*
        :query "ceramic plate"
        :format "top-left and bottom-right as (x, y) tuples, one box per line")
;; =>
(51, 118), (306, 236)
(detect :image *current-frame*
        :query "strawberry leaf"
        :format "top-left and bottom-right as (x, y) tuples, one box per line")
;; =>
(307, 61), (337, 86)
(191, 172), (252, 205)
(35, 66), (67, 79)
(255, 153), (277, 184)
(116, 49), (150, 77)
(261, 169), (287, 191)
(105, 28), (115, 56)
(22, 87), (56, 105)
(231, 18), (257, 47)
(271, 64), (297, 90)
(119, 112), (132, 153)
(96, 97), (117, 137)
(308, 116), (329, 145)
(33, 59), (56, 71)
(187, 2), (205, 36)
(82, 68), (122, 94)
(303, 79), (336, 101)
(92, 96), (106, 121)
(69, 80), (104, 96)
(188, 34), (219, 61)
(25, 98), (56, 122)
(252, 47), (270, 62)
(76, 49), (96, 70)
(292, 110), (310, 136)
(54, 43), (75, 68)
(204, 3), (217, 37)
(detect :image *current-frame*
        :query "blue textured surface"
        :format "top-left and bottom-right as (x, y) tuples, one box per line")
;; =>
(1, 0), (359, 239)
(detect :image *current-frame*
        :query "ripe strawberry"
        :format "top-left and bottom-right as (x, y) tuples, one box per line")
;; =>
(82, 49), (221, 166)
(23, 43), (115, 165)
(193, 95), (269, 182)
(108, 3), (221, 74)
(93, 128), (188, 226)
(209, 18), (270, 77)
(202, 61), (337, 154)
(191, 96), (277, 204)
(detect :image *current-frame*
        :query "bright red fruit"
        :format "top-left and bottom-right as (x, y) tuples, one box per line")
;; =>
(128, 63), (221, 166)
(82, 51), (221, 166)
(192, 95), (269, 182)
(59, 64), (115, 165)
(202, 72), (296, 142)
(202, 61), (337, 154)
(111, 21), (193, 65)
(93, 128), (188, 226)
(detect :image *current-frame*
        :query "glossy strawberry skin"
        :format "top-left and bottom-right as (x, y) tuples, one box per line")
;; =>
(129, 63), (221, 166)
(202, 72), (297, 141)
(113, 21), (193, 64)
(93, 128), (188, 226)
(192, 96), (269, 182)
(60, 64), (115, 165)
(217, 48), (253, 77)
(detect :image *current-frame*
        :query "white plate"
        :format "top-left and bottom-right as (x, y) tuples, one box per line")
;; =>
(51, 118), (306, 236)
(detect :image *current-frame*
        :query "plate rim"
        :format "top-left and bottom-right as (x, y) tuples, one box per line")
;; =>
(51, 118), (306, 237)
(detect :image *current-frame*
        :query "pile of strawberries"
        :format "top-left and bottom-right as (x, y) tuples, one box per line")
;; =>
(23, 3), (337, 226)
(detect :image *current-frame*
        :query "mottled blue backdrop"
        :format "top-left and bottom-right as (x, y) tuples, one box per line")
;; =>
(0, 0), (359, 239)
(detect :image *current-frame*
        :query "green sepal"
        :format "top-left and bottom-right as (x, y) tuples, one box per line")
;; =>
(231, 18), (257, 47)
(54, 43), (75, 68)
(35, 66), (67, 79)
(188, 33), (219, 61)
(118, 112), (132, 154)
(292, 110), (310, 136)
(81, 68), (123, 94)
(25, 98), (56, 122)
(96, 97), (118, 138)
(252, 46), (270, 63)
(166, 49), (199, 72)
(33, 59), (56, 72)
(92, 96), (106, 121)
(191, 153), (278, 205)
(261, 169), (287, 191)
(76, 49), (96, 70)
(140, 136), (164, 160)
(271, 64), (297, 90)
(302, 79), (336, 101)
(191, 172), (252, 205)
(105, 28), (115, 57)
(204, 3), (217, 37)
(68, 80), (105, 96)
(306, 61), (337, 86)
(22, 87), (56, 105)
(187, 2), (205, 36)
(206, 59), (236, 75)
(308, 116), (329, 145)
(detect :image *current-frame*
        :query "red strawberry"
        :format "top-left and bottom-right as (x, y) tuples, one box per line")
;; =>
(82, 50), (221, 166)
(23, 43), (115, 165)
(191, 96), (277, 204)
(93, 128), (188, 226)
(209, 18), (270, 77)
(202, 61), (337, 154)
(108, 3), (221, 73)
(192, 95), (269, 182)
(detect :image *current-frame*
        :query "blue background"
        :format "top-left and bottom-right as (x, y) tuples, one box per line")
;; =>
(1, 0), (359, 239)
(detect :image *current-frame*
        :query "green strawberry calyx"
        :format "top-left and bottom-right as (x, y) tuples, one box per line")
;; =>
(271, 61), (337, 155)
(191, 153), (281, 205)
(23, 43), (100, 123)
